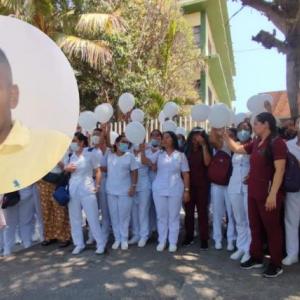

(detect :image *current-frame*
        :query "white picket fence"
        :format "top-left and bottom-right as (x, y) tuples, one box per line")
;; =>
(111, 116), (208, 141)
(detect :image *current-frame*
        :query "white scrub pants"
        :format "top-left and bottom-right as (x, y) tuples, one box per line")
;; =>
(68, 193), (104, 248)
(131, 190), (151, 241)
(32, 185), (44, 241)
(0, 229), (4, 251)
(3, 195), (35, 253)
(98, 177), (111, 244)
(153, 193), (182, 245)
(107, 194), (133, 243)
(211, 184), (236, 244)
(285, 192), (300, 258)
(229, 191), (251, 252)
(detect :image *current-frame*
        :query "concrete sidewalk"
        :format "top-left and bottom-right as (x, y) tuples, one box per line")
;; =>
(0, 239), (299, 300)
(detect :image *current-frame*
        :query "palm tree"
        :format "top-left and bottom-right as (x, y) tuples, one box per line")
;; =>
(0, 0), (126, 70)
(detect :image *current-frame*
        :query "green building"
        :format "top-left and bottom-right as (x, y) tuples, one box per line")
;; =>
(180, 0), (236, 107)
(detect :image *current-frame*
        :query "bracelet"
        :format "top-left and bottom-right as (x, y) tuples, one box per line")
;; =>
(184, 188), (190, 192)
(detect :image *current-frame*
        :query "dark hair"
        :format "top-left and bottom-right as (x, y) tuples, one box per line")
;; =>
(228, 127), (238, 140)
(0, 48), (12, 83)
(150, 129), (163, 139)
(163, 131), (179, 151)
(75, 132), (88, 147)
(185, 127), (212, 157)
(237, 121), (252, 134)
(113, 133), (132, 152)
(256, 112), (278, 161)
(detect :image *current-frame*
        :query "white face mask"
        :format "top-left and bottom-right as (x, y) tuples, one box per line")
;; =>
(70, 142), (79, 152)
(91, 135), (100, 145)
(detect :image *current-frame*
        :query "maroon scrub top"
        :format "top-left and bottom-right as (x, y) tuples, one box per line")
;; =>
(244, 137), (287, 199)
(187, 149), (209, 189)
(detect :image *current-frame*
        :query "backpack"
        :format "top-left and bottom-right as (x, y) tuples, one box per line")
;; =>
(283, 151), (300, 193)
(208, 150), (232, 186)
(269, 138), (300, 193)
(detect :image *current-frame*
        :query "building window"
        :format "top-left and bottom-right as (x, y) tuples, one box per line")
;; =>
(193, 26), (201, 48)
(208, 88), (213, 106)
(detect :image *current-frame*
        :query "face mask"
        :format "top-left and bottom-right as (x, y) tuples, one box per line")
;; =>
(237, 130), (251, 142)
(70, 142), (79, 152)
(118, 143), (129, 153)
(178, 140), (184, 148)
(91, 135), (100, 145)
(150, 139), (160, 148)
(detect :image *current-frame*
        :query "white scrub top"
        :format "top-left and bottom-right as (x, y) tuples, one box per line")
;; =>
(227, 153), (250, 194)
(99, 148), (111, 177)
(287, 138), (300, 160)
(134, 153), (151, 192)
(106, 152), (139, 196)
(152, 150), (190, 197)
(145, 148), (160, 182)
(67, 148), (101, 198)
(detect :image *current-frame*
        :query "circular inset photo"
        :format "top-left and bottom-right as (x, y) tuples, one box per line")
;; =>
(0, 16), (79, 194)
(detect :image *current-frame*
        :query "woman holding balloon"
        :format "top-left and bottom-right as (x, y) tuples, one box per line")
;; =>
(224, 112), (287, 278)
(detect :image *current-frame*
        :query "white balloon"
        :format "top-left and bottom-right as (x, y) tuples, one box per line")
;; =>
(247, 94), (273, 113)
(234, 112), (247, 127)
(162, 120), (177, 133)
(78, 111), (97, 132)
(125, 122), (146, 145)
(208, 103), (231, 128)
(94, 103), (113, 123)
(163, 102), (179, 118)
(176, 127), (186, 136)
(191, 104), (210, 122)
(118, 93), (135, 114)
(110, 131), (119, 145)
(158, 111), (166, 124)
(131, 109), (145, 123)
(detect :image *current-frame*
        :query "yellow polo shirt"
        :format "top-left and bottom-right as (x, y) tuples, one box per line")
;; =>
(0, 121), (71, 193)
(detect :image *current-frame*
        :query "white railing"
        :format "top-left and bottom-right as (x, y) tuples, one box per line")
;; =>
(111, 116), (208, 141)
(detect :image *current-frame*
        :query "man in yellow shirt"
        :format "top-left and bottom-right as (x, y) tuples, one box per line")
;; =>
(0, 48), (71, 194)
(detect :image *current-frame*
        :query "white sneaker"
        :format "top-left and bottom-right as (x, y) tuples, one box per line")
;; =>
(128, 237), (139, 245)
(241, 252), (251, 264)
(95, 246), (105, 255)
(72, 246), (85, 255)
(112, 241), (120, 250)
(121, 241), (128, 250)
(156, 243), (165, 252)
(138, 239), (147, 248)
(282, 256), (299, 266)
(230, 250), (244, 260)
(215, 242), (222, 250)
(169, 245), (177, 253)
(86, 238), (95, 245)
(227, 241), (235, 251)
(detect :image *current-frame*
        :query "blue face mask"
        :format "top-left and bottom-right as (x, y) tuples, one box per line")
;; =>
(237, 130), (251, 142)
(118, 143), (129, 153)
(150, 139), (160, 148)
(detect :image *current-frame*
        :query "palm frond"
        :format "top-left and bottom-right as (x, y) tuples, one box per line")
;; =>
(75, 12), (126, 35)
(57, 35), (112, 69)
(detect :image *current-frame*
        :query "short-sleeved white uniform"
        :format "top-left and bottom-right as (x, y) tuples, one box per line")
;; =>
(152, 150), (190, 197)
(106, 152), (139, 196)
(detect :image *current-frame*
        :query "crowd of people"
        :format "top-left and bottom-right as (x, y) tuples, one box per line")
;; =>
(1, 112), (300, 279)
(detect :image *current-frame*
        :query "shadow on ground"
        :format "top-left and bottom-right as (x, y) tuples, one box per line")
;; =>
(0, 238), (300, 300)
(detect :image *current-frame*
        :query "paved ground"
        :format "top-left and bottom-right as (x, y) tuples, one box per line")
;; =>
(0, 236), (300, 300)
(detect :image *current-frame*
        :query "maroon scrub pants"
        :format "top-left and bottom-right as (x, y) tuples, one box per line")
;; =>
(248, 192), (285, 267)
(184, 186), (209, 241)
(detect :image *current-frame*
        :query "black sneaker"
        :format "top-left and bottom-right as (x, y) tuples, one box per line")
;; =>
(241, 257), (264, 270)
(200, 240), (208, 251)
(182, 238), (194, 246)
(263, 264), (283, 278)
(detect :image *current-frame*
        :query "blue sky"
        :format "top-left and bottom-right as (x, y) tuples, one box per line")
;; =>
(228, 1), (286, 112)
